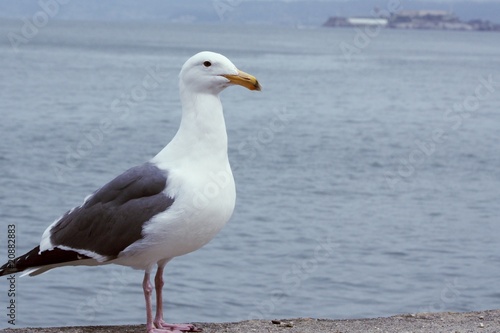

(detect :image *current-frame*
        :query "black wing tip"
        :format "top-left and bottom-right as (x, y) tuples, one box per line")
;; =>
(0, 247), (38, 277)
(0, 253), (26, 276)
(0, 266), (20, 277)
(0, 246), (92, 277)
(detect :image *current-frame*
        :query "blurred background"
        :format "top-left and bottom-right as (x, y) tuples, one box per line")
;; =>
(1, 0), (499, 329)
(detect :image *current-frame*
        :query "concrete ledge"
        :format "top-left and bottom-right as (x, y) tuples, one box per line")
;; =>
(1, 310), (498, 333)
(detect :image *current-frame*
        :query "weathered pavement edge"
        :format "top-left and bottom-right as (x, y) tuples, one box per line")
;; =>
(1, 309), (498, 333)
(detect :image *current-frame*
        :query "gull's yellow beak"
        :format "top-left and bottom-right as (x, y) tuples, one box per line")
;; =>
(222, 70), (261, 91)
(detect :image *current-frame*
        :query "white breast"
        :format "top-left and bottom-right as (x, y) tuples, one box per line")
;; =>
(116, 159), (236, 270)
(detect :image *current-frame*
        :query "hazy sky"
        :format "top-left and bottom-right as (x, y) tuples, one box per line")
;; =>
(1, 0), (500, 24)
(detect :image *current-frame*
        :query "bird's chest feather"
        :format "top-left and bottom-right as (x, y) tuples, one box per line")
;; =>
(176, 162), (236, 227)
(138, 161), (236, 258)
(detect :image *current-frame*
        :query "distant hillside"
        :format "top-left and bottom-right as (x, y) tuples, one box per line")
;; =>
(1, 0), (499, 25)
(323, 9), (500, 31)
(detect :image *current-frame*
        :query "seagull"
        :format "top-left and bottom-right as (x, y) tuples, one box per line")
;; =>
(0, 51), (261, 333)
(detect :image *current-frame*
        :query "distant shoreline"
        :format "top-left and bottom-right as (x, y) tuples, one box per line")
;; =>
(324, 10), (500, 32)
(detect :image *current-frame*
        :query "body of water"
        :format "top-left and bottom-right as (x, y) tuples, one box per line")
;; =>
(0, 21), (499, 328)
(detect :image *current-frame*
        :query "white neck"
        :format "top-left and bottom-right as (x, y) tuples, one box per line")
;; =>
(153, 82), (228, 165)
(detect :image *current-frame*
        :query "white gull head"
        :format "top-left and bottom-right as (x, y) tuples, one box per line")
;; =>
(179, 51), (261, 95)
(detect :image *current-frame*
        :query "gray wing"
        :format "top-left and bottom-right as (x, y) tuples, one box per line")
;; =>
(48, 162), (174, 260)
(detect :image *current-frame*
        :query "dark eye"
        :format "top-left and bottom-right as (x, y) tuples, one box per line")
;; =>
(203, 61), (212, 67)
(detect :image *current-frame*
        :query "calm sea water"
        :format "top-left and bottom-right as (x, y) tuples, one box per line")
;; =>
(1, 21), (500, 328)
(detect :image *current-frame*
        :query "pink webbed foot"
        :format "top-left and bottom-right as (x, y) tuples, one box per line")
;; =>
(145, 265), (202, 333)
(147, 324), (171, 333)
(155, 322), (202, 332)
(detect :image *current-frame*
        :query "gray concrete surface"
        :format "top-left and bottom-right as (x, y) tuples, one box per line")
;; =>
(1, 309), (498, 333)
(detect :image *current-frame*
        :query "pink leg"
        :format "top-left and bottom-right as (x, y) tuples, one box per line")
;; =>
(152, 263), (201, 332)
(153, 265), (166, 327)
(143, 272), (156, 332)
